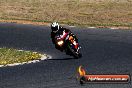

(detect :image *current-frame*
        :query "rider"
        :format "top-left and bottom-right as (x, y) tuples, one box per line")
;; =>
(50, 22), (78, 52)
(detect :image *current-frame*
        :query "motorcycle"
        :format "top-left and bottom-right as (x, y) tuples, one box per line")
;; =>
(55, 31), (82, 58)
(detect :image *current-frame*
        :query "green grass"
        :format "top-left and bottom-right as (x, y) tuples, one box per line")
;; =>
(0, 48), (42, 65)
(0, 0), (132, 28)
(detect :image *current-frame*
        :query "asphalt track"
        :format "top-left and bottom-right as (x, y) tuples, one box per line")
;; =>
(0, 23), (132, 88)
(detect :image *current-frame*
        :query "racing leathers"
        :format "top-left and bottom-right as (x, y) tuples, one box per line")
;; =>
(51, 26), (78, 52)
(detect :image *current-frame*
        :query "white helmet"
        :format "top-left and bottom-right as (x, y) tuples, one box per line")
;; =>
(51, 22), (60, 33)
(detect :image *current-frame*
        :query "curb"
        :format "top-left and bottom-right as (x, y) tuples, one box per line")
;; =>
(69, 26), (119, 29)
(88, 27), (96, 29)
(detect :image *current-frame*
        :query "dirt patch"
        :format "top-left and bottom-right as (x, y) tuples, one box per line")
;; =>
(0, 0), (132, 29)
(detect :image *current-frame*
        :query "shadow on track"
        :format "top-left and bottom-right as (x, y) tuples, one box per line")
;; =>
(48, 57), (76, 60)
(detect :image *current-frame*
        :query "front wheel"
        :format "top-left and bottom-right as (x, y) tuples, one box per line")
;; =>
(67, 44), (82, 59)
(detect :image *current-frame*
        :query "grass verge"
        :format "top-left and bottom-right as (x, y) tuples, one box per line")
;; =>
(0, 48), (42, 65)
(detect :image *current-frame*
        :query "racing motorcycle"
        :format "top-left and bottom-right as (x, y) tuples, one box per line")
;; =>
(55, 31), (82, 58)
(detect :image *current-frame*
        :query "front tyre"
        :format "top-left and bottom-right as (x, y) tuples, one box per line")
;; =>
(78, 53), (82, 58)
(67, 44), (82, 59)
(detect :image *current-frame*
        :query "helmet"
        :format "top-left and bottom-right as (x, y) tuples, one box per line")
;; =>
(51, 22), (60, 33)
